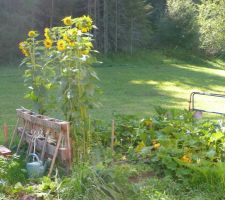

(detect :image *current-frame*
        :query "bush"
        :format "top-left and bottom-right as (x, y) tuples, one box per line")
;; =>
(156, 0), (199, 50)
(198, 0), (225, 55)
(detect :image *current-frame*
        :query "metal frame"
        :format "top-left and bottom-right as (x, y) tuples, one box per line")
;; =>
(189, 92), (225, 115)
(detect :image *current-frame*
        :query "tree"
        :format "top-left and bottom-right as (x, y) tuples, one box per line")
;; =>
(156, 0), (199, 50)
(0, 0), (38, 63)
(198, 0), (225, 55)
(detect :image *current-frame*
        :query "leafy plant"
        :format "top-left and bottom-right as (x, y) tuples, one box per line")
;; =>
(19, 16), (100, 161)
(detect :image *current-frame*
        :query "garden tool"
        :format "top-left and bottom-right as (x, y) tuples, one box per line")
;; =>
(26, 153), (48, 178)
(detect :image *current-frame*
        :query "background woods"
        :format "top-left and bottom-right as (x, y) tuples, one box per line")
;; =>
(0, 0), (225, 63)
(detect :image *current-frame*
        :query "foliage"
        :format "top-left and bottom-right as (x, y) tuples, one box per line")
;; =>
(198, 0), (225, 55)
(3, 176), (61, 200)
(60, 163), (123, 200)
(19, 16), (99, 161)
(0, 155), (27, 186)
(93, 108), (225, 189)
(157, 0), (198, 50)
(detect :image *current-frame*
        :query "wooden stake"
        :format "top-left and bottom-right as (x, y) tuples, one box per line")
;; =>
(41, 129), (50, 161)
(48, 132), (63, 176)
(9, 118), (19, 148)
(16, 121), (27, 154)
(3, 123), (8, 146)
(65, 123), (72, 171)
(111, 120), (115, 151)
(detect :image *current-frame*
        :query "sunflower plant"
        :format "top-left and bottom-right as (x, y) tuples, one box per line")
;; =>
(19, 16), (99, 161)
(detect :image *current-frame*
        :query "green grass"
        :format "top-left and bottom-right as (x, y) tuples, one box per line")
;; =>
(0, 51), (225, 140)
(94, 51), (225, 119)
(1, 51), (225, 199)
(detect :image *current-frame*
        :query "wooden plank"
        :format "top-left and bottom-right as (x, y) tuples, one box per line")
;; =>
(3, 123), (8, 146)
(9, 118), (20, 148)
(41, 129), (50, 161)
(16, 109), (69, 133)
(48, 132), (63, 176)
(16, 121), (28, 154)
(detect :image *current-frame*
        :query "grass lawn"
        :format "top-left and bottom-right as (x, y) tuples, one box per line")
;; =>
(0, 51), (225, 141)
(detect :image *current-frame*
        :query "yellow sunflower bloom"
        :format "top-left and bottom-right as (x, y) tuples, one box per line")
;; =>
(19, 41), (25, 50)
(28, 30), (36, 37)
(19, 41), (29, 56)
(81, 49), (90, 55)
(63, 34), (70, 42)
(77, 15), (93, 32)
(63, 16), (73, 26)
(57, 40), (66, 51)
(22, 49), (29, 57)
(68, 28), (78, 36)
(81, 27), (88, 33)
(44, 28), (50, 39)
(44, 38), (53, 48)
(69, 41), (75, 47)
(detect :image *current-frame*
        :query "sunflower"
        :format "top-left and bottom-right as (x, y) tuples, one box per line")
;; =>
(77, 15), (93, 32)
(19, 41), (26, 50)
(63, 34), (70, 43)
(28, 30), (36, 37)
(63, 16), (72, 26)
(44, 38), (53, 48)
(68, 28), (78, 36)
(57, 40), (66, 51)
(22, 49), (29, 57)
(19, 42), (29, 56)
(81, 27), (88, 33)
(69, 41), (75, 47)
(44, 28), (50, 39)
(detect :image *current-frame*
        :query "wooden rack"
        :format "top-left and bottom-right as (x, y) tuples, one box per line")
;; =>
(10, 108), (72, 176)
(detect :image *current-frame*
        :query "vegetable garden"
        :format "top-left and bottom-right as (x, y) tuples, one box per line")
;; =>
(1, 15), (225, 200)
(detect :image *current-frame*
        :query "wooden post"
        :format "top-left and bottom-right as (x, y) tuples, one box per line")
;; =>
(111, 120), (115, 151)
(48, 132), (63, 176)
(9, 118), (19, 148)
(41, 129), (50, 161)
(3, 123), (8, 146)
(65, 123), (72, 170)
(16, 121), (28, 154)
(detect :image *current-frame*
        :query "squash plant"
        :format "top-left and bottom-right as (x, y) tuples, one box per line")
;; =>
(19, 16), (99, 161)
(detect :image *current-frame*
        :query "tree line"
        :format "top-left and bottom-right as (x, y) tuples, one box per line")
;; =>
(0, 0), (225, 63)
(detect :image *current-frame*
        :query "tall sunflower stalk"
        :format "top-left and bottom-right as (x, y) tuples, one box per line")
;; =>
(19, 16), (99, 162)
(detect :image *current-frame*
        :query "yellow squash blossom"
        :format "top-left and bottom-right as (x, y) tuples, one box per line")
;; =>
(152, 140), (157, 145)
(57, 40), (66, 51)
(153, 143), (160, 150)
(63, 16), (72, 26)
(181, 155), (192, 163)
(44, 38), (53, 48)
(28, 30), (36, 37)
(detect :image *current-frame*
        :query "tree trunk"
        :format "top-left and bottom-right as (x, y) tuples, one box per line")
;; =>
(103, 0), (108, 54)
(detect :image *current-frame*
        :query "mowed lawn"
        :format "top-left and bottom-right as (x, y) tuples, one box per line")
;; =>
(0, 51), (225, 140)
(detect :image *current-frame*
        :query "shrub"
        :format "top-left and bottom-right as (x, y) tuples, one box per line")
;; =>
(198, 0), (225, 55)
(157, 0), (199, 50)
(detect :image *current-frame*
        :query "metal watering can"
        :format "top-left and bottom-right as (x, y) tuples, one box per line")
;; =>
(26, 153), (47, 178)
